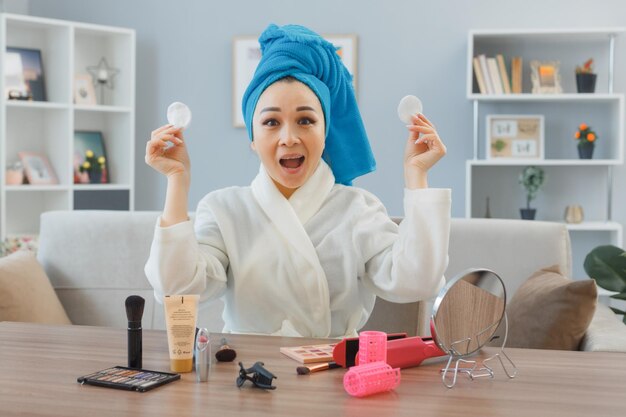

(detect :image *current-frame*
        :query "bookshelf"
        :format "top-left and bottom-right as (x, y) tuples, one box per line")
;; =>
(466, 28), (624, 280)
(0, 13), (135, 241)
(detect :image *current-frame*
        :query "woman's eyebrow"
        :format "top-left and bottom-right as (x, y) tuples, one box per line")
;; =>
(260, 107), (281, 113)
(296, 106), (316, 112)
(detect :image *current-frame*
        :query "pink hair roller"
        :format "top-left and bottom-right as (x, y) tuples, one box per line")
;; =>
(343, 362), (401, 397)
(358, 331), (387, 364)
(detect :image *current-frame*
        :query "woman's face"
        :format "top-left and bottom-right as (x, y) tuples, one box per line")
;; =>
(251, 79), (325, 199)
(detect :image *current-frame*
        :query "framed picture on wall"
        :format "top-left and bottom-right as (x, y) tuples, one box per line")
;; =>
(4, 47), (47, 101)
(73, 131), (109, 184)
(232, 34), (358, 127)
(486, 115), (544, 160)
(18, 152), (58, 185)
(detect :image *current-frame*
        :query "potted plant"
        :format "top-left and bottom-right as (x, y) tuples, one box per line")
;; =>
(574, 123), (597, 159)
(518, 166), (544, 220)
(79, 149), (106, 184)
(575, 58), (597, 93)
(584, 245), (626, 324)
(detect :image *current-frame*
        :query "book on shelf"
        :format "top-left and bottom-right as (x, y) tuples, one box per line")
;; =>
(496, 54), (512, 94)
(511, 56), (523, 94)
(477, 54), (494, 94)
(472, 57), (487, 94)
(474, 54), (513, 95)
(487, 57), (504, 95)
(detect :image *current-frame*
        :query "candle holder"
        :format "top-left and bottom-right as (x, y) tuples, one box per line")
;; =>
(87, 57), (120, 105)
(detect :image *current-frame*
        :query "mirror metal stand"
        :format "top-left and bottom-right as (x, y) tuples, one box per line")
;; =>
(440, 312), (518, 388)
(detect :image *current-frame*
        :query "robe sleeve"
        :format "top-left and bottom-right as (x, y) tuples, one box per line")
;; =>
(144, 200), (229, 305)
(356, 188), (451, 303)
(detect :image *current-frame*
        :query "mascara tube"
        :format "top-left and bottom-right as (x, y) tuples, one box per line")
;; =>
(195, 328), (210, 382)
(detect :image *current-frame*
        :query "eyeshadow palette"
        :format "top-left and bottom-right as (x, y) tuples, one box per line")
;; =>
(280, 343), (337, 364)
(77, 366), (180, 392)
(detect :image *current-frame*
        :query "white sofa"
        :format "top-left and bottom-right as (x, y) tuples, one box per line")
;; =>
(37, 210), (626, 351)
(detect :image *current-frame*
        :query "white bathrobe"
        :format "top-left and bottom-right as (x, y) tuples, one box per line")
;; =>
(145, 161), (451, 338)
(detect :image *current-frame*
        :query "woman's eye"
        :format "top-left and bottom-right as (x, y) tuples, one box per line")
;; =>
(263, 118), (279, 127)
(298, 117), (314, 126)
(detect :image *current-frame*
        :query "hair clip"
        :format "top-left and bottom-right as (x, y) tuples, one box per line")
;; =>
(236, 361), (277, 390)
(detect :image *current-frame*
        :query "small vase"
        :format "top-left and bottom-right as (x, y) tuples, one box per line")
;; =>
(576, 73), (597, 93)
(88, 171), (102, 184)
(564, 205), (584, 224)
(520, 208), (536, 220)
(578, 142), (595, 159)
(5, 168), (24, 185)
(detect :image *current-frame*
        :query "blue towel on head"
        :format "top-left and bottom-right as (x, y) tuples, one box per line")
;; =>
(242, 24), (376, 185)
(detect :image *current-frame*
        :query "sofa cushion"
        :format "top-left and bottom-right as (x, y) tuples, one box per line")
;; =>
(580, 303), (626, 352)
(0, 251), (71, 324)
(504, 265), (596, 350)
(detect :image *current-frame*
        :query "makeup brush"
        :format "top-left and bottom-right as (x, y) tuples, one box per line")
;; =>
(215, 338), (237, 362)
(296, 362), (341, 375)
(125, 295), (145, 369)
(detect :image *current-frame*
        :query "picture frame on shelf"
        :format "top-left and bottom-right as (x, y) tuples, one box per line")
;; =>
(4, 47), (47, 101)
(232, 36), (260, 128)
(530, 60), (563, 94)
(486, 115), (544, 160)
(323, 34), (358, 92)
(232, 34), (358, 127)
(73, 74), (97, 105)
(18, 152), (58, 185)
(73, 131), (109, 184)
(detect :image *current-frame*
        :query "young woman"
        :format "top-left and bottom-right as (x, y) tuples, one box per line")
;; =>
(145, 24), (450, 338)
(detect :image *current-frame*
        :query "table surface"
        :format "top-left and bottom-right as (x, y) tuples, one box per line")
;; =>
(1, 321), (625, 417)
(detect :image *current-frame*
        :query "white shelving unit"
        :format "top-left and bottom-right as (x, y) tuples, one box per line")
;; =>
(466, 28), (624, 279)
(0, 13), (135, 240)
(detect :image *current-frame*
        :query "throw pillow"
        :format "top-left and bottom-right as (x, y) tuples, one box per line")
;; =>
(0, 250), (71, 324)
(503, 265), (597, 350)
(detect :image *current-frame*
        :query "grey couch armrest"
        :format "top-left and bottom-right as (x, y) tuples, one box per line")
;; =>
(580, 303), (626, 352)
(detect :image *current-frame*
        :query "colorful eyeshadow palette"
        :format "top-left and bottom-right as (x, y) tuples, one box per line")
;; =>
(77, 366), (180, 392)
(280, 343), (337, 364)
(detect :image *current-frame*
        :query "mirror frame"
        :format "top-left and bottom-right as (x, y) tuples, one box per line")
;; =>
(430, 268), (507, 358)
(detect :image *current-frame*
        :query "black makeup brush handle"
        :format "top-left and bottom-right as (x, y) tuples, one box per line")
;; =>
(128, 327), (142, 369)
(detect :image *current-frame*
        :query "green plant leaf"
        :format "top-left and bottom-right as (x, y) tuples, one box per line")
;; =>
(584, 245), (626, 292)
(609, 307), (625, 315)
(610, 292), (626, 300)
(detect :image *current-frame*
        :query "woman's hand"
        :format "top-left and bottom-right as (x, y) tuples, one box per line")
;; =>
(403, 113), (447, 189)
(145, 124), (190, 181)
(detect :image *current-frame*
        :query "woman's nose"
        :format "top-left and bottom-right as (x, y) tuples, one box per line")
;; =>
(278, 124), (300, 146)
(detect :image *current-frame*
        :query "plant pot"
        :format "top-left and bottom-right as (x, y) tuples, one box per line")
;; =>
(520, 208), (536, 220)
(578, 142), (595, 159)
(576, 73), (597, 93)
(89, 171), (102, 184)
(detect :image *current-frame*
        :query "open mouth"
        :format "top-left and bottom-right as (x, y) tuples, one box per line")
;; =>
(279, 155), (305, 169)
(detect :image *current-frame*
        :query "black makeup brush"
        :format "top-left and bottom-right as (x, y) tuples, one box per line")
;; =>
(125, 295), (145, 369)
(215, 338), (237, 362)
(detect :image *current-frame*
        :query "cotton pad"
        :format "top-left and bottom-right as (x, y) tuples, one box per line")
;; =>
(167, 102), (192, 129)
(397, 95), (423, 124)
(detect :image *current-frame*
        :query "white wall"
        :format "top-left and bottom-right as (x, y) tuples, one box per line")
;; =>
(0, 0), (28, 14)
(26, 0), (626, 276)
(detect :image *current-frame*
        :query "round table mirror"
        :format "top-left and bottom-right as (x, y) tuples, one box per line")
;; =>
(431, 268), (506, 357)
